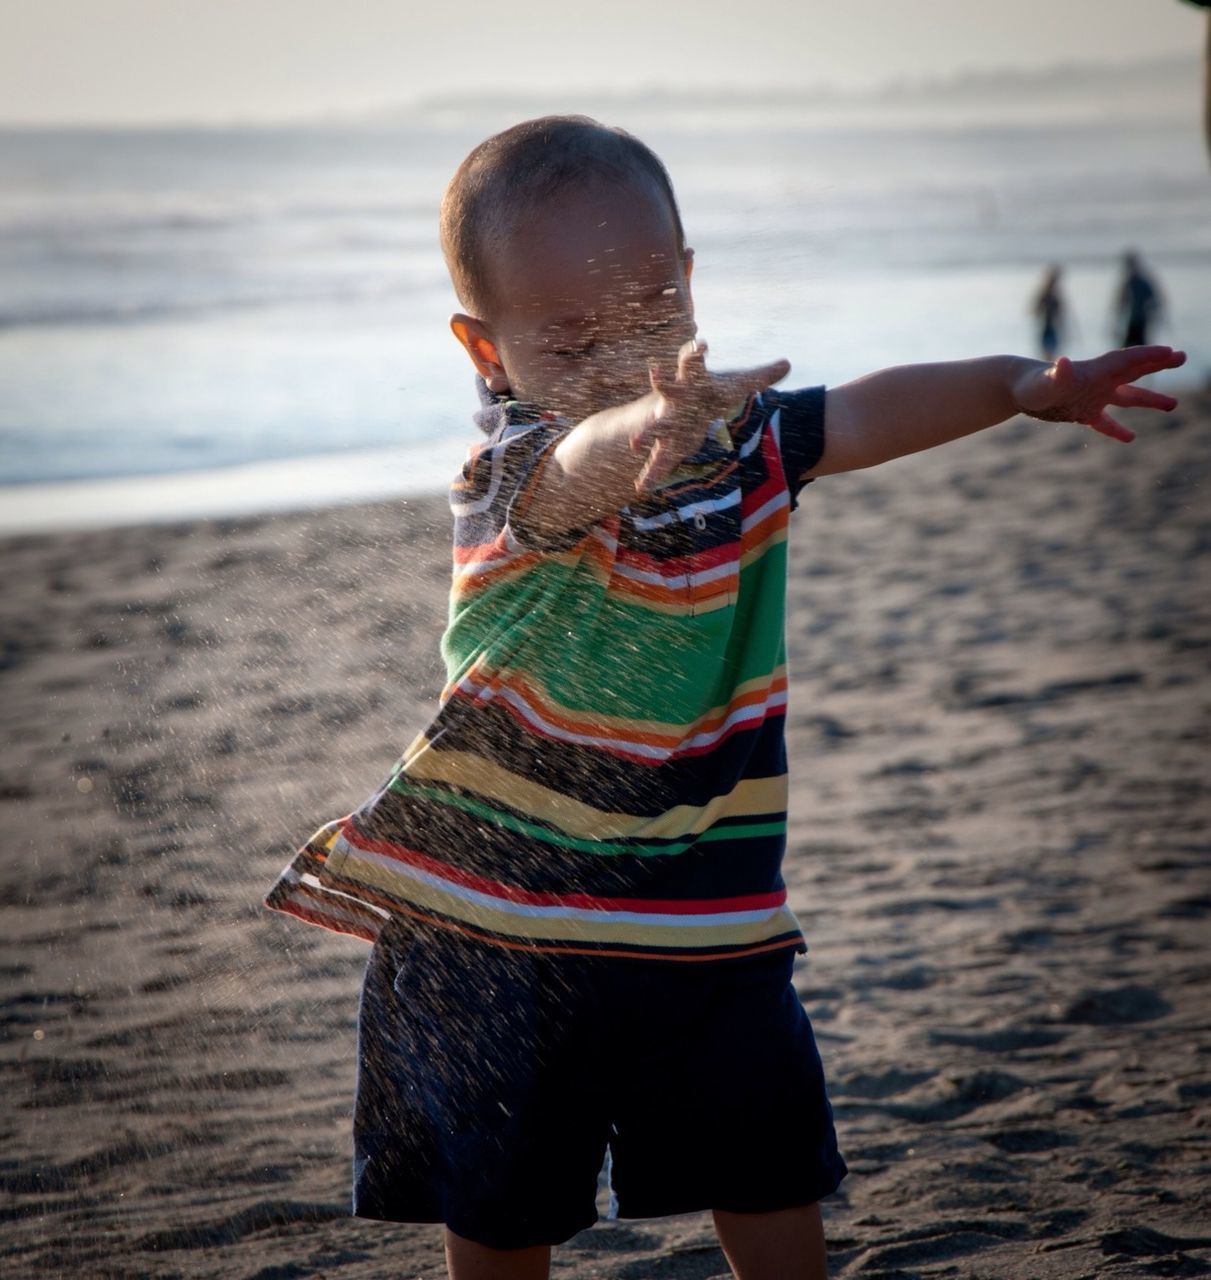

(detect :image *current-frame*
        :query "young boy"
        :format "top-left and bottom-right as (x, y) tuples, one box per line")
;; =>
(266, 116), (1184, 1280)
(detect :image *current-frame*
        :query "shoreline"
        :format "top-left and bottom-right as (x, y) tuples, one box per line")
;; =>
(0, 441), (464, 537)
(3, 397), (1209, 1278)
(2, 380), (1205, 540)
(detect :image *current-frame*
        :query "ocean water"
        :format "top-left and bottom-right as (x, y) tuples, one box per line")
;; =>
(1, 77), (1208, 530)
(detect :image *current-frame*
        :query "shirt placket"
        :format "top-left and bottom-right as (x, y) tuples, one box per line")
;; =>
(685, 507), (709, 614)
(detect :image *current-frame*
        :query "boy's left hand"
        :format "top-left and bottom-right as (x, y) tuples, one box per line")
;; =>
(1015, 345), (1186, 442)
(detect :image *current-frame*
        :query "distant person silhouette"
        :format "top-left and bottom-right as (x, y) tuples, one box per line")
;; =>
(1116, 251), (1164, 348)
(1032, 265), (1066, 360)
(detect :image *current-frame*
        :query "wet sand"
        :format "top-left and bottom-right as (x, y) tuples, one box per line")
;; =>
(3, 395), (1210, 1279)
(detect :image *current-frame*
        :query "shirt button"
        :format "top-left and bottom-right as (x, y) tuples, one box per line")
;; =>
(692, 512), (707, 530)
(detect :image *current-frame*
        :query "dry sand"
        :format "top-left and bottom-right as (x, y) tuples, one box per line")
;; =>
(3, 395), (1210, 1279)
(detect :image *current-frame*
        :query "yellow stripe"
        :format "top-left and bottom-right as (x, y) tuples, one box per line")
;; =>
(605, 588), (736, 617)
(739, 521), (788, 572)
(401, 742), (788, 838)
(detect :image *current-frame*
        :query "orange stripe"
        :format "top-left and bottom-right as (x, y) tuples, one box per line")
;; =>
(603, 569), (739, 608)
(740, 505), (789, 556)
(275, 888), (381, 943)
(452, 537), (540, 566)
(448, 666), (788, 749)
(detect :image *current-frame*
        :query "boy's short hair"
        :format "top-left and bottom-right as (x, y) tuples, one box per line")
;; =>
(440, 115), (686, 321)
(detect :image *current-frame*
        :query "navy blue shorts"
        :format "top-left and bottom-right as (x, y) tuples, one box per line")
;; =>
(353, 920), (847, 1250)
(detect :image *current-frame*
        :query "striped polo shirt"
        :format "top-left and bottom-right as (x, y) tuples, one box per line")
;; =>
(265, 380), (826, 959)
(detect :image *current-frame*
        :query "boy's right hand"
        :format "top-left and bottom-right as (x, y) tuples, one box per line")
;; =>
(632, 340), (791, 492)
(1013, 346), (1185, 441)
(525, 340), (789, 538)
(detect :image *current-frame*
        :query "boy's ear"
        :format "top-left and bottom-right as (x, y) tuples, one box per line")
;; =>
(450, 315), (510, 394)
(682, 247), (696, 314)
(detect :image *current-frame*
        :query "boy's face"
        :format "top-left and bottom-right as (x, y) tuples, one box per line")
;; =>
(452, 177), (696, 421)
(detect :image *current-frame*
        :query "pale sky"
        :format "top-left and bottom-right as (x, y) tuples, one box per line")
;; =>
(0, 0), (1205, 125)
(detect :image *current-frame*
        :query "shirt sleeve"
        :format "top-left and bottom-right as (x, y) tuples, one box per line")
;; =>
(450, 419), (586, 555)
(772, 385), (827, 508)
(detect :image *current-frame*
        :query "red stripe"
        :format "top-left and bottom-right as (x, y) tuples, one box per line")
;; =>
(338, 822), (788, 915)
(443, 681), (786, 767)
(613, 537), (738, 577)
(740, 432), (786, 517)
(666, 704), (788, 761)
(312, 879), (804, 962)
(275, 891), (380, 943)
(452, 530), (520, 564)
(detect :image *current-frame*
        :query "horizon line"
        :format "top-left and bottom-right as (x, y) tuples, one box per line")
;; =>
(0, 50), (1196, 132)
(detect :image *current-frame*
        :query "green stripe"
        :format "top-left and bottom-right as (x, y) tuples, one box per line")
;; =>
(443, 540), (789, 724)
(386, 776), (786, 856)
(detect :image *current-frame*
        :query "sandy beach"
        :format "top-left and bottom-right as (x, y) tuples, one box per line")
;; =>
(2, 392), (1209, 1279)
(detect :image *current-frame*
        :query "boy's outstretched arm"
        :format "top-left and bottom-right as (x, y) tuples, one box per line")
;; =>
(808, 346), (1186, 478)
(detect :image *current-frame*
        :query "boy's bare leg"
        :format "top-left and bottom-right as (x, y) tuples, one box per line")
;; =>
(444, 1228), (550, 1280)
(713, 1203), (828, 1280)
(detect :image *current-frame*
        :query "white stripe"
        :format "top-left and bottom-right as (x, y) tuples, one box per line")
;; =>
(590, 525), (620, 555)
(450, 443), (507, 518)
(295, 874), (390, 925)
(630, 488), (741, 531)
(467, 680), (671, 760)
(628, 508), (674, 530)
(502, 527), (524, 554)
(451, 546), (532, 585)
(738, 421), (766, 459)
(741, 489), (789, 533)
(682, 689), (788, 751)
(449, 673), (786, 760)
(686, 558), (740, 588)
(611, 560), (685, 588)
(610, 555), (737, 590)
(338, 840), (787, 927)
